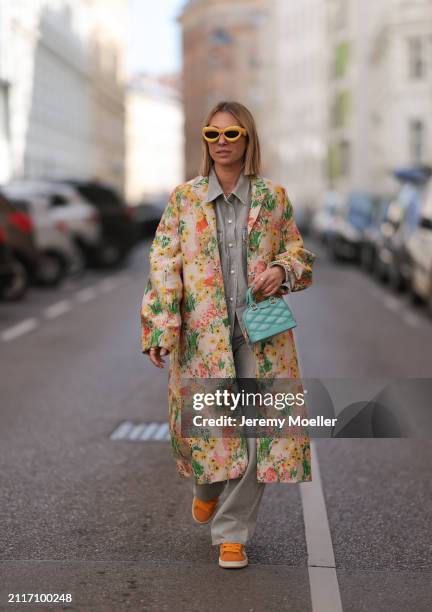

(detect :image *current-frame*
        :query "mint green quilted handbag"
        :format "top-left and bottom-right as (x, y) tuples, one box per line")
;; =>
(241, 286), (297, 345)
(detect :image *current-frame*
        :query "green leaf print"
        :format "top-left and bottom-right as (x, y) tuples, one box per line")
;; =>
(302, 457), (311, 478)
(282, 201), (293, 221)
(184, 292), (197, 313)
(192, 458), (204, 477)
(262, 194), (276, 211)
(258, 353), (272, 375)
(257, 437), (274, 463)
(250, 230), (261, 250)
(150, 296), (163, 315)
(160, 235), (171, 249)
(179, 219), (186, 236)
(168, 298), (180, 314)
(150, 329), (163, 345)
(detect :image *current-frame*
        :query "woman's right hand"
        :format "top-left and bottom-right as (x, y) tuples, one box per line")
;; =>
(148, 347), (169, 368)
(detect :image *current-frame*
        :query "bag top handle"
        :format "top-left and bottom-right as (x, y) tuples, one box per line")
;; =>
(246, 286), (256, 307)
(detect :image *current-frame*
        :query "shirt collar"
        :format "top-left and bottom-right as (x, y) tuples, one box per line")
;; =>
(206, 165), (250, 206)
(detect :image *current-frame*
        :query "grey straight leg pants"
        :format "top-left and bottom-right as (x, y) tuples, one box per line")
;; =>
(193, 313), (266, 545)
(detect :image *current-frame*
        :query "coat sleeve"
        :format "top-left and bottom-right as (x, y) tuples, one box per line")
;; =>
(269, 186), (317, 294)
(140, 186), (183, 354)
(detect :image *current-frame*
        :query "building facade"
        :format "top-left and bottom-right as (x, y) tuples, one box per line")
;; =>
(0, 0), (127, 193)
(327, 0), (432, 195)
(259, 0), (328, 209)
(178, 0), (268, 181)
(125, 73), (184, 205)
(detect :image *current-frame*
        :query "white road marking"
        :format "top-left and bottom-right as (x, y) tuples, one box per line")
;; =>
(128, 423), (150, 440)
(98, 277), (118, 293)
(109, 421), (170, 442)
(1, 318), (39, 342)
(76, 287), (98, 303)
(44, 300), (72, 319)
(153, 422), (169, 440)
(110, 421), (135, 440)
(139, 423), (159, 440)
(402, 310), (422, 327)
(383, 295), (401, 312)
(300, 441), (343, 612)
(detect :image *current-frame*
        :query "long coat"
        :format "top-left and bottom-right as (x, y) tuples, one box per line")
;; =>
(140, 173), (317, 484)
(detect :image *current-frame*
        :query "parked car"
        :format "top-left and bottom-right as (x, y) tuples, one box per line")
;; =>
(311, 191), (344, 244)
(359, 195), (392, 273)
(56, 180), (139, 266)
(374, 184), (424, 290)
(294, 205), (314, 236)
(3, 180), (102, 268)
(132, 200), (166, 239)
(2, 183), (86, 286)
(328, 191), (382, 262)
(0, 222), (19, 298)
(374, 166), (431, 291)
(406, 175), (432, 313)
(0, 192), (39, 300)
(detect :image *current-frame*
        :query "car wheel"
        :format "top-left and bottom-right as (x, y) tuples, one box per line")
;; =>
(97, 242), (122, 267)
(388, 264), (405, 293)
(374, 257), (388, 283)
(330, 238), (343, 261)
(408, 277), (423, 305)
(0, 257), (29, 301)
(361, 245), (375, 273)
(68, 246), (87, 279)
(37, 252), (66, 287)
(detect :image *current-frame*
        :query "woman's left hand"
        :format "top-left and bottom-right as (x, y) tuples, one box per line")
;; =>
(251, 265), (285, 298)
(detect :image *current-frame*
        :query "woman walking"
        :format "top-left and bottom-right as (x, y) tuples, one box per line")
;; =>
(140, 100), (317, 569)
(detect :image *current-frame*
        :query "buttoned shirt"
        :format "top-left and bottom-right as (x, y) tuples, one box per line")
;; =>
(206, 166), (292, 339)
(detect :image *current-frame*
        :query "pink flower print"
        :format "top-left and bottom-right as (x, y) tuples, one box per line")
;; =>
(265, 467), (278, 482)
(213, 450), (228, 466)
(229, 465), (242, 479)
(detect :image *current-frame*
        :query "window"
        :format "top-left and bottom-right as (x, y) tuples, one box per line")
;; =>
(340, 140), (350, 177)
(0, 81), (10, 141)
(408, 38), (425, 79)
(335, 41), (350, 77)
(333, 90), (351, 127)
(409, 119), (425, 164)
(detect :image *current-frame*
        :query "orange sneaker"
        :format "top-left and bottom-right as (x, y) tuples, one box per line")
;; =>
(218, 542), (248, 568)
(191, 497), (219, 524)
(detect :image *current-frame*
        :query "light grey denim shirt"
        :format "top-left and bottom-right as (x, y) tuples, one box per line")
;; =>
(206, 166), (292, 339)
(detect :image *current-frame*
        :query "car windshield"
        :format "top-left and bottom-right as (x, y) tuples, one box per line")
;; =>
(346, 193), (374, 230)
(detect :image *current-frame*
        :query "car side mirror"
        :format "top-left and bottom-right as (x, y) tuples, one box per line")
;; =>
(419, 217), (432, 231)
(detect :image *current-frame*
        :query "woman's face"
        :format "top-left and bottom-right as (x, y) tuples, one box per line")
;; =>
(206, 111), (248, 169)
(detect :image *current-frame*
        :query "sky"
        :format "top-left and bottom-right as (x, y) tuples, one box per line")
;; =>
(126, 0), (189, 77)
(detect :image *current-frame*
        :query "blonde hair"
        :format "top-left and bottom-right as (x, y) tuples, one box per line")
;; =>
(199, 100), (262, 177)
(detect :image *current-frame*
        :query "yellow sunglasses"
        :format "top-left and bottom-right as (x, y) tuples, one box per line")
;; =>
(202, 125), (247, 143)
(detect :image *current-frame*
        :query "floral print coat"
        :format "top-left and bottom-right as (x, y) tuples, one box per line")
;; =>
(140, 174), (317, 484)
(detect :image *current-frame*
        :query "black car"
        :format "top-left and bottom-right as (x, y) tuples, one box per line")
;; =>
(132, 200), (166, 239)
(55, 180), (139, 267)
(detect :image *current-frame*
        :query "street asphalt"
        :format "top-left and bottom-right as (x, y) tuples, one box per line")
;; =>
(0, 238), (431, 611)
